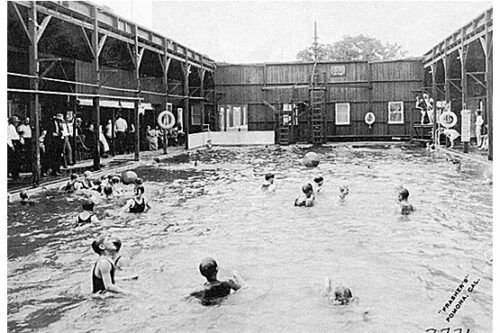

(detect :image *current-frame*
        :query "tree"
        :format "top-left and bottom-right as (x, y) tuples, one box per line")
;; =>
(296, 35), (408, 62)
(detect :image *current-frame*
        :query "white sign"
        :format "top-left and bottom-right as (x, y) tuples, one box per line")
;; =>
(461, 109), (471, 142)
(331, 65), (346, 76)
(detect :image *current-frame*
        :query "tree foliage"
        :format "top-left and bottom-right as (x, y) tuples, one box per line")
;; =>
(296, 35), (408, 62)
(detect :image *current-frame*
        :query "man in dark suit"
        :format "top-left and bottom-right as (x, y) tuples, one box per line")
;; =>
(45, 113), (65, 176)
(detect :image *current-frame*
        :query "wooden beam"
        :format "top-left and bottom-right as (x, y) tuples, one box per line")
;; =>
(11, 2), (32, 44)
(137, 47), (145, 69)
(35, 15), (52, 44)
(39, 60), (58, 79)
(80, 26), (95, 58)
(97, 34), (108, 58)
(467, 73), (486, 89)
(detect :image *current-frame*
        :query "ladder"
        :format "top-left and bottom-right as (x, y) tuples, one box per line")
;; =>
(278, 120), (290, 145)
(309, 72), (327, 145)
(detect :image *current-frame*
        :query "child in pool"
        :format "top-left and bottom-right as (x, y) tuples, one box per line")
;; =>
(398, 188), (415, 215)
(323, 277), (358, 305)
(91, 234), (129, 295)
(77, 199), (99, 223)
(190, 257), (242, 305)
(19, 190), (33, 205)
(338, 185), (349, 201)
(313, 176), (324, 193)
(62, 173), (84, 193)
(123, 185), (151, 213)
(294, 183), (315, 207)
(261, 173), (275, 191)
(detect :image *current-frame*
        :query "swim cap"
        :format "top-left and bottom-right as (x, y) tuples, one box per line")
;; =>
(314, 176), (324, 183)
(302, 183), (313, 193)
(91, 235), (106, 254)
(19, 191), (29, 200)
(265, 173), (274, 181)
(199, 257), (218, 278)
(82, 199), (95, 211)
(103, 185), (113, 196)
(399, 188), (409, 199)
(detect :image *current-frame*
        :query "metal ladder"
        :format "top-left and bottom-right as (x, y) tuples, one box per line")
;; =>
(309, 72), (326, 145)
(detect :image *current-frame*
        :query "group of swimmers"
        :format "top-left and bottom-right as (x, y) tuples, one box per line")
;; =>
(261, 173), (413, 214)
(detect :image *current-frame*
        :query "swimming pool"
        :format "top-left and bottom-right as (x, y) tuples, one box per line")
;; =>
(7, 144), (493, 333)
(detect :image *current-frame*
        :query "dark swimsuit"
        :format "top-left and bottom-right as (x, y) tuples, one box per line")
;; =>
(129, 197), (146, 213)
(92, 257), (116, 293)
(78, 213), (93, 224)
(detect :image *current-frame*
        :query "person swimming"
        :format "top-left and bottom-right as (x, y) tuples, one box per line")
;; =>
(91, 234), (128, 296)
(261, 173), (275, 191)
(62, 173), (84, 193)
(123, 185), (151, 213)
(19, 190), (31, 205)
(323, 277), (358, 305)
(294, 183), (315, 207)
(189, 257), (242, 305)
(77, 199), (99, 223)
(398, 188), (415, 215)
(313, 176), (324, 193)
(338, 185), (349, 201)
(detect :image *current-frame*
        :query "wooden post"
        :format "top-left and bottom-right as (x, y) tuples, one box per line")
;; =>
(134, 25), (141, 161)
(182, 61), (191, 149)
(486, 31), (493, 161)
(92, 5), (101, 170)
(161, 37), (172, 155)
(28, 2), (41, 185)
(199, 67), (206, 128)
(460, 28), (469, 153)
(431, 63), (438, 146)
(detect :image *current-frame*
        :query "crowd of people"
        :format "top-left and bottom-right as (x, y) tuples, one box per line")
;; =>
(7, 111), (186, 180)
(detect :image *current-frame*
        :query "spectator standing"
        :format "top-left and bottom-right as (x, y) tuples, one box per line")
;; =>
(39, 129), (48, 177)
(45, 113), (65, 176)
(146, 125), (158, 151)
(114, 113), (128, 154)
(105, 119), (115, 154)
(62, 112), (74, 166)
(475, 110), (484, 146)
(17, 117), (32, 171)
(7, 116), (21, 179)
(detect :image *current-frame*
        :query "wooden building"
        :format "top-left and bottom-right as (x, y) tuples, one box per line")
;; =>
(214, 58), (424, 143)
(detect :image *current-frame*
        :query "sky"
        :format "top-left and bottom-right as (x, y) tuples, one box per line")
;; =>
(97, 0), (493, 63)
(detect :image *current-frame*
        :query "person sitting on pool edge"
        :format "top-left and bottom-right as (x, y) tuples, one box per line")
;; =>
(398, 187), (415, 215)
(77, 199), (99, 224)
(294, 183), (315, 207)
(313, 176), (324, 193)
(261, 173), (275, 191)
(323, 277), (358, 305)
(91, 234), (128, 295)
(190, 257), (242, 305)
(122, 185), (151, 213)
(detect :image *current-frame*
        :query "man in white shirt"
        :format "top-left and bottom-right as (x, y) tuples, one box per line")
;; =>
(475, 110), (484, 146)
(8, 116), (21, 179)
(114, 114), (128, 154)
(17, 117), (33, 171)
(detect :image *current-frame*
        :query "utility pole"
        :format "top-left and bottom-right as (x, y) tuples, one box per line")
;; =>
(313, 21), (319, 63)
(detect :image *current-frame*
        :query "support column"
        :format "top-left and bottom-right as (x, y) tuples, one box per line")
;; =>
(483, 30), (493, 160)
(199, 68), (206, 128)
(431, 63), (437, 145)
(182, 62), (192, 148)
(460, 28), (469, 153)
(161, 37), (172, 154)
(133, 25), (141, 161)
(28, 2), (41, 185)
(92, 5), (101, 170)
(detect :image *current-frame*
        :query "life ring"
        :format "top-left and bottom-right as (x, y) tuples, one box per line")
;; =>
(364, 112), (375, 126)
(157, 110), (176, 129)
(439, 112), (457, 129)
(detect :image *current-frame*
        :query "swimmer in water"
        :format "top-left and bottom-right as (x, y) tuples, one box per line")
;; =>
(323, 277), (358, 305)
(91, 234), (128, 295)
(123, 185), (151, 213)
(190, 257), (242, 305)
(77, 199), (99, 223)
(398, 188), (415, 215)
(61, 173), (84, 193)
(313, 176), (324, 193)
(294, 183), (315, 207)
(261, 173), (275, 191)
(338, 185), (349, 201)
(19, 190), (31, 205)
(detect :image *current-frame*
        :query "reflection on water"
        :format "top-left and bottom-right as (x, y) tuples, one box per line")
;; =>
(8, 145), (493, 333)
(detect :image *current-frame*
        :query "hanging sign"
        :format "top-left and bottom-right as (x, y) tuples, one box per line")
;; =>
(461, 109), (471, 142)
(330, 65), (346, 76)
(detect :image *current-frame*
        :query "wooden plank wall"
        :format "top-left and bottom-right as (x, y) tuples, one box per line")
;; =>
(215, 59), (424, 140)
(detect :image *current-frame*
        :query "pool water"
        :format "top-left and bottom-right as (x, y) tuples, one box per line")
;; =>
(7, 144), (493, 333)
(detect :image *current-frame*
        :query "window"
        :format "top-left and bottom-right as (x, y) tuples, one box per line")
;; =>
(220, 104), (248, 130)
(191, 104), (202, 125)
(335, 103), (350, 125)
(388, 101), (404, 124)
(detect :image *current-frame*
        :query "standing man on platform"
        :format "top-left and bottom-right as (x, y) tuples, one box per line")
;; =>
(114, 113), (128, 155)
(7, 116), (21, 180)
(17, 117), (33, 172)
(45, 113), (65, 176)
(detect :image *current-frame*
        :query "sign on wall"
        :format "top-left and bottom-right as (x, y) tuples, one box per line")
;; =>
(330, 65), (346, 76)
